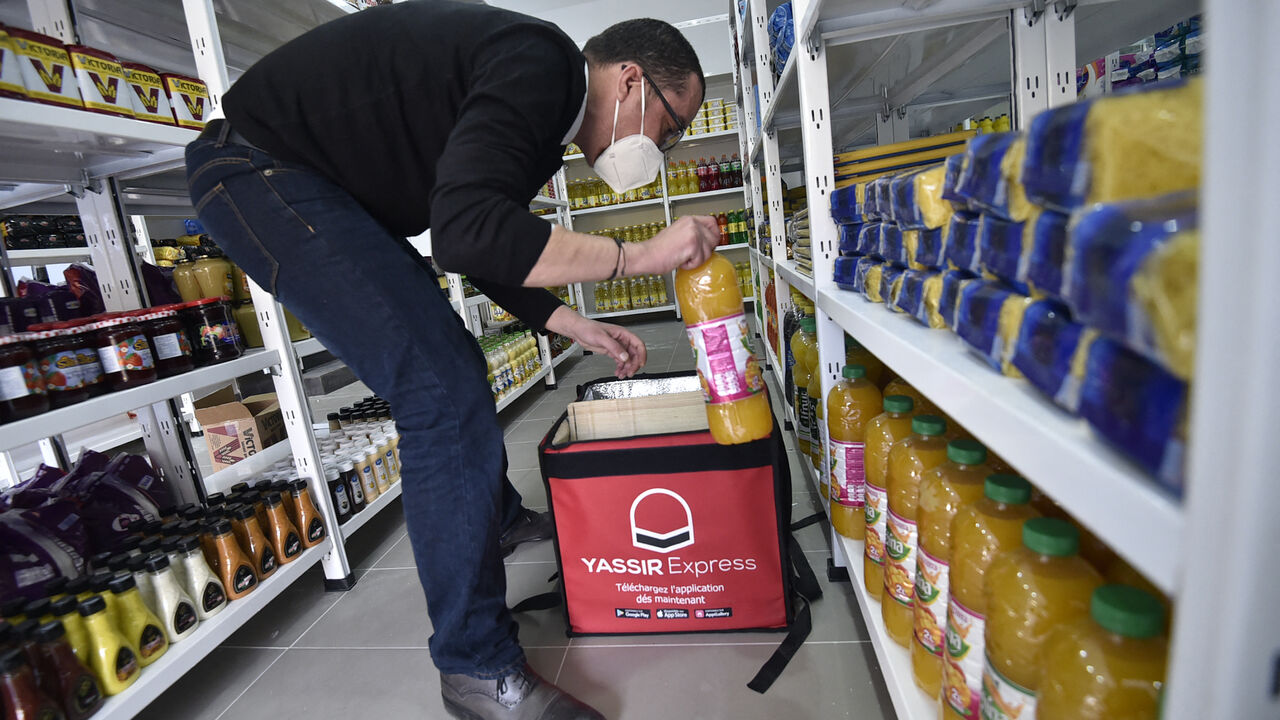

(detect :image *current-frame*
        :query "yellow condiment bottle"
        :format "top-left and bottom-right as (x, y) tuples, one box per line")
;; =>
(883, 415), (949, 647)
(48, 596), (91, 664)
(791, 318), (817, 457)
(675, 253), (771, 445)
(1038, 585), (1169, 720)
(911, 439), (991, 698)
(172, 258), (202, 303)
(863, 395), (916, 598)
(108, 575), (168, 667)
(981, 518), (1103, 720)
(77, 596), (139, 696)
(827, 365), (883, 541)
(943, 475), (1038, 720)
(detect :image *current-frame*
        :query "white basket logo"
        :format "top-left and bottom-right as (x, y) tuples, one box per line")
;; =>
(629, 488), (694, 554)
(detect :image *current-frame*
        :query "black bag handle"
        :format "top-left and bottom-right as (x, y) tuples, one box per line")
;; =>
(511, 591), (562, 614)
(790, 511), (824, 533)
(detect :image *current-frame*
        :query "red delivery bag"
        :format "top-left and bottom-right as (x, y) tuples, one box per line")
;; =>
(528, 372), (821, 693)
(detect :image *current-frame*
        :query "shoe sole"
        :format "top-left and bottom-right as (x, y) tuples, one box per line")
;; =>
(442, 696), (488, 720)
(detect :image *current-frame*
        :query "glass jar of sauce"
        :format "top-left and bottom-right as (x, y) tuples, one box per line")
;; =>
(179, 298), (243, 365)
(172, 257), (203, 303)
(192, 248), (234, 300)
(31, 329), (87, 408)
(140, 309), (194, 378)
(94, 317), (157, 390)
(0, 334), (48, 422)
(56, 320), (106, 398)
(232, 302), (263, 348)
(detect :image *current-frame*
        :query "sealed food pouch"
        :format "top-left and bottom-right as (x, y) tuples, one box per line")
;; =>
(940, 270), (979, 331)
(952, 132), (1019, 220)
(945, 212), (982, 273)
(838, 223), (862, 256)
(834, 256), (859, 291)
(1000, 136), (1033, 222)
(8, 28), (82, 108)
(912, 225), (947, 270)
(0, 28), (29, 99)
(853, 256), (882, 296)
(122, 62), (176, 125)
(1063, 191), (1197, 380)
(919, 272), (948, 329)
(1078, 337), (1187, 496)
(955, 281), (1032, 377)
(857, 222), (882, 256)
(68, 46), (134, 117)
(1010, 301), (1097, 414)
(914, 163), (952, 230)
(875, 177), (895, 220)
(977, 214), (1031, 294)
(863, 264), (886, 303)
(830, 185), (861, 225)
(1025, 209), (1070, 300)
(940, 154), (971, 212)
(891, 169), (928, 230)
(882, 265), (907, 312)
(879, 223), (906, 266)
(892, 269), (929, 322)
(1022, 78), (1202, 213)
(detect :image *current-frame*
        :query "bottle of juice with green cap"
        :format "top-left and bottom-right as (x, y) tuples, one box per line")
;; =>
(791, 317), (817, 456)
(883, 414), (949, 647)
(943, 475), (1038, 720)
(827, 364), (883, 541)
(863, 395), (916, 599)
(912, 438), (991, 698)
(981, 517), (1103, 720)
(1037, 584), (1169, 720)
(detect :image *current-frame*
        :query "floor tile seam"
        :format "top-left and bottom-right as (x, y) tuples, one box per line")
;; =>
(279, 644), (570, 651)
(211, 648), (288, 720)
(564, 639), (873, 649)
(285, 561), (374, 651)
(553, 638), (572, 684)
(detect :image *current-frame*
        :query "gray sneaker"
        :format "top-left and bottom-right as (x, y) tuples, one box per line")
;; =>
(500, 508), (554, 557)
(440, 662), (605, 720)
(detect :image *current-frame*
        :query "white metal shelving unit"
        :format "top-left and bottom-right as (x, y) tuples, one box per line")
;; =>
(730, 0), (1255, 718)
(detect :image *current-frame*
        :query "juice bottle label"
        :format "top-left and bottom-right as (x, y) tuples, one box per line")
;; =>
(685, 312), (764, 404)
(829, 438), (866, 508)
(795, 391), (812, 445)
(944, 598), (986, 719)
(913, 547), (948, 656)
(864, 483), (888, 567)
(884, 509), (918, 606)
(980, 654), (1036, 720)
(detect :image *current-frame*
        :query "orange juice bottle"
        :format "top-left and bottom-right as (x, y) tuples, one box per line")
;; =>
(827, 365), (883, 540)
(943, 475), (1038, 720)
(1032, 493), (1118, 573)
(845, 337), (886, 388)
(883, 376), (939, 415)
(1038, 585), (1169, 720)
(911, 439), (990, 697)
(883, 415), (949, 647)
(863, 395), (916, 598)
(676, 254), (772, 445)
(982, 518), (1103, 720)
(790, 318), (817, 456)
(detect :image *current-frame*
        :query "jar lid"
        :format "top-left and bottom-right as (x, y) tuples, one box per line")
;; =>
(183, 297), (231, 308)
(0, 334), (28, 347)
(28, 329), (59, 340)
(94, 316), (133, 329)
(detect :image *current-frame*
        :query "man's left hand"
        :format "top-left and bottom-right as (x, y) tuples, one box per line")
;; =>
(546, 306), (647, 378)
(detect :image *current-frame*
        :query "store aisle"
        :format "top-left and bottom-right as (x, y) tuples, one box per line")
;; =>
(137, 318), (894, 720)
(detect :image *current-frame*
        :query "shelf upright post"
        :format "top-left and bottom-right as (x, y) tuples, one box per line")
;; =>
(732, 3), (767, 338)
(1007, 3), (1076, 130)
(1164, 1), (1279, 717)
(24, 0), (75, 42)
(793, 0), (845, 570)
(182, 0), (354, 588)
(748, 0), (787, 376)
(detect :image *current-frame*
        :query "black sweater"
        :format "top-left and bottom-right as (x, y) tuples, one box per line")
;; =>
(222, 1), (586, 330)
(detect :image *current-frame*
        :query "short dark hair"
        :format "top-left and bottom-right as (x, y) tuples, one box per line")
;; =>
(582, 19), (705, 100)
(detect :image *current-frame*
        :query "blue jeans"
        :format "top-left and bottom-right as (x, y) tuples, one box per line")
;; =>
(187, 120), (525, 678)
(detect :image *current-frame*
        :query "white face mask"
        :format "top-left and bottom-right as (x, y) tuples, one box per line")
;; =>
(591, 78), (665, 194)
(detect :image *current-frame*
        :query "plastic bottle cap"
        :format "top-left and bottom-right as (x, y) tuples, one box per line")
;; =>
(118, 535), (142, 552)
(882, 395), (914, 413)
(49, 596), (78, 617)
(108, 574), (137, 593)
(230, 505), (256, 521)
(139, 537), (162, 554)
(206, 493), (226, 506)
(263, 493), (283, 508)
(799, 317), (816, 332)
(947, 439), (988, 465)
(34, 621), (65, 644)
(176, 536), (201, 553)
(911, 415), (946, 437)
(126, 555), (148, 573)
(144, 555), (171, 573)
(842, 364), (865, 380)
(1091, 584), (1165, 639)
(88, 551), (113, 569)
(88, 572), (113, 592)
(22, 598), (50, 619)
(13, 619), (38, 640)
(160, 537), (182, 553)
(211, 519), (233, 535)
(63, 577), (89, 597)
(43, 577), (68, 596)
(288, 479), (310, 492)
(0, 623), (11, 646)
(984, 474), (1032, 504)
(0, 598), (25, 618)
(107, 553), (132, 571)
(1022, 517), (1079, 556)
(77, 596), (107, 617)
(0, 648), (25, 673)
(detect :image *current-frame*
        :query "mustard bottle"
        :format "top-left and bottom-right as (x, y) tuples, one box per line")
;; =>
(48, 596), (91, 663)
(76, 596), (139, 696)
(107, 574), (168, 666)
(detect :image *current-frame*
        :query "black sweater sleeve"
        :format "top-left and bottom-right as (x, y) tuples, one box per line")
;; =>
(468, 278), (564, 333)
(429, 26), (577, 286)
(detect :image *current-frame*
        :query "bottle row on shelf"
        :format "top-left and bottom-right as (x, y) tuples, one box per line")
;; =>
(313, 398), (403, 524)
(480, 330), (542, 402)
(665, 155), (744, 196)
(2, 214), (85, 251)
(567, 177), (664, 211)
(784, 293), (1169, 720)
(592, 276), (670, 315)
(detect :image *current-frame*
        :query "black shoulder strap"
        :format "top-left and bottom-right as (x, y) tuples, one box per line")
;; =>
(790, 511), (824, 532)
(748, 535), (822, 694)
(511, 591), (562, 614)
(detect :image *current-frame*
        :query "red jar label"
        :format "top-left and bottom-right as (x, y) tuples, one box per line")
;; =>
(99, 333), (155, 374)
(40, 349), (82, 390)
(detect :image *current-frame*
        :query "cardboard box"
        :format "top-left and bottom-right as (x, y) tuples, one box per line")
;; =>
(193, 387), (286, 472)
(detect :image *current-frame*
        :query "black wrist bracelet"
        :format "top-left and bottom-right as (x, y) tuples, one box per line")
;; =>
(608, 236), (624, 280)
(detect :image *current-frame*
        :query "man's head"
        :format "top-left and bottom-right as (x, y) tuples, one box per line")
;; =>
(577, 18), (705, 165)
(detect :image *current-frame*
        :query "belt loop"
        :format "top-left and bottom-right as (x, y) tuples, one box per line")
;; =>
(214, 119), (231, 147)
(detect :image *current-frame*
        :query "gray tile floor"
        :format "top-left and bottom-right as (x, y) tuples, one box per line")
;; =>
(137, 319), (894, 720)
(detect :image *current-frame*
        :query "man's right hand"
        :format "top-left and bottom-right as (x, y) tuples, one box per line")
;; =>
(635, 215), (720, 274)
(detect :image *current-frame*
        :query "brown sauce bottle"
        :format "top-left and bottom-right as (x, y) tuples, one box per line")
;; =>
(209, 519), (258, 599)
(261, 493), (302, 564)
(229, 505), (276, 580)
(286, 479), (327, 548)
(0, 645), (65, 720)
(32, 623), (101, 720)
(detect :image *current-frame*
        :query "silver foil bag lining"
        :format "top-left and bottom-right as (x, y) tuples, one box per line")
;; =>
(579, 375), (699, 401)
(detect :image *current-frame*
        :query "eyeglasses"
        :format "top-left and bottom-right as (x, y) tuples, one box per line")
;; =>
(639, 67), (688, 152)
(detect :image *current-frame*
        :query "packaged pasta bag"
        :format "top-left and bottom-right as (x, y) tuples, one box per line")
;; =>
(955, 280), (1032, 377)
(940, 269), (979, 330)
(953, 132), (1019, 219)
(1025, 209), (1071, 300)
(879, 223), (906, 266)
(1063, 191), (1197, 379)
(940, 154), (971, 212)
(1011, 301), (1098, 413)
(1023, 78), (1202, 213)
(944, 212), (982, 273)
(874, 176), (895, 220)
(977, 213), (1031, 294)
(882, 264), (907, 312)
(1078, 337), (1187, 495)
(853, 256), (882, 296)
(863, 263), (885, 303)
(857, 222), (882, 256)
(892, 269), (935, 325)
(891, 168), (930, 230)
(830, 184), (861, 225)
(838, 222), (863, 256)
(834, 256), (859, 291)
(913, 163), (952, 230)
(1001, 135), (1034, 222)
(919, 271), (948, 329)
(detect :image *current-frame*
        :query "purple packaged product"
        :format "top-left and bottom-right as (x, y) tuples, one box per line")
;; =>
(0, 297), (40, 334)
(104, 453), (175, 511)
(141, 262), (184, 307)
(19, 500), (89, 567)
(34, 286), (82, 323)
(63, 264), (106, 318)
(73, 471), (165, 549)
(0, 512), (85, 600)
(51, 449), (111, 497)
(22, 464), (66, 491)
